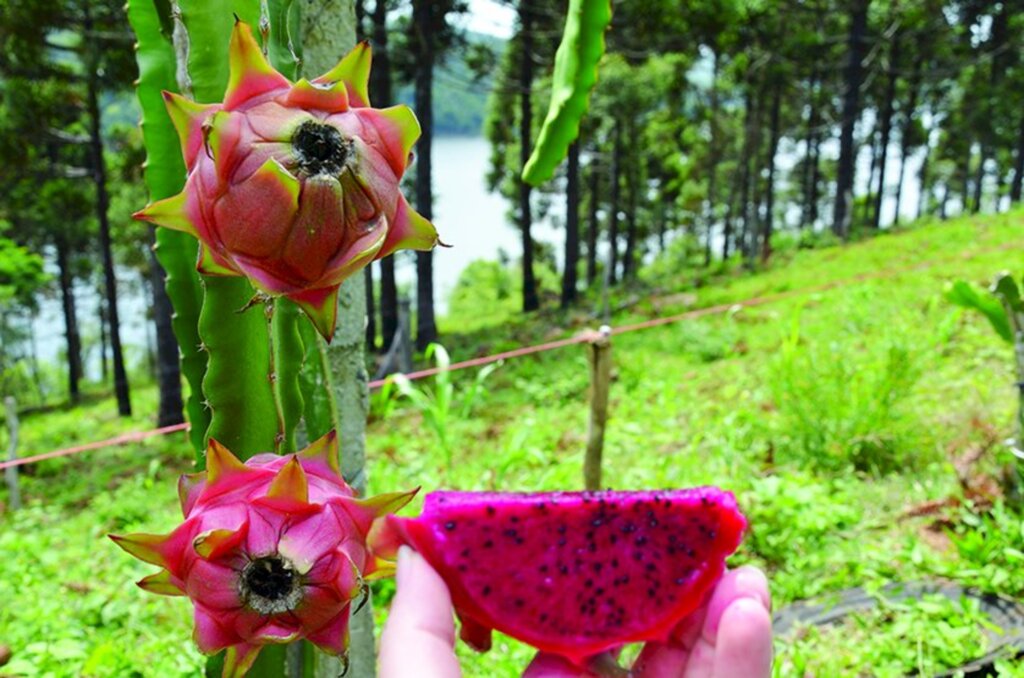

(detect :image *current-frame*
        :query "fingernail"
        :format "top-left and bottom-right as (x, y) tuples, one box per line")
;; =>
(736, 567), (771, 610)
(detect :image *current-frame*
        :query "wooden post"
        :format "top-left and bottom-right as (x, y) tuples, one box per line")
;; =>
(4, 397), (20, 511)
(583, 326), (612, 491)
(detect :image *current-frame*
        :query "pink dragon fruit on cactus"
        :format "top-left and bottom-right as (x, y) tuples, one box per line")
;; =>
(135, 20), (437, 340)
(110, 432), (413, 677)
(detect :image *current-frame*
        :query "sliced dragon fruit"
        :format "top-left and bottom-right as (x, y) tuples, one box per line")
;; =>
(376, 488), (747, 666)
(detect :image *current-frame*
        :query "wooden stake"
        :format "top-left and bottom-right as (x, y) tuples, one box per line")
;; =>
(584, 326), (612, 491)
(4, 397), (20, 511)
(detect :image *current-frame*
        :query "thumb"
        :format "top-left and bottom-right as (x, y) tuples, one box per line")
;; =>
(379, 546), (462, 678)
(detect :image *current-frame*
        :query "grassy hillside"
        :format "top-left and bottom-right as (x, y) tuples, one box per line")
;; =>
(2, 211), (1023, 676)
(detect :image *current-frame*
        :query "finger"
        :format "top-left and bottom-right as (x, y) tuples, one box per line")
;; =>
(523, 651), (625, 678)
(701, 566), (770, 643)
(379, 546), (462, 678)
(523, 653), (593, 678)
(711, 597), (773, 678)
(634, 566), (771, 678)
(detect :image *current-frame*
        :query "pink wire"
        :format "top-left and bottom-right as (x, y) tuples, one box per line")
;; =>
(0, 240), (1009, 472)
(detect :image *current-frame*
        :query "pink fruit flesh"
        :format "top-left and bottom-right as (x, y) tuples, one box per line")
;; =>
(383, 488), (747, 665)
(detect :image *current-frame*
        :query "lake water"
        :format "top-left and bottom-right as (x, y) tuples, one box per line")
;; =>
(28, 135), (550, 370)
(28, 133), (942, 372)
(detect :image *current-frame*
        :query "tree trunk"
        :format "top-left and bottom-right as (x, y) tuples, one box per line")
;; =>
(413, 0), (437, 348)
(862, 126), (879, 225)
(302, 4), (374, 676)
(561, 140), (580, 308)
(98, 297), (109, 384)
(704, 49), (720, 267)
(893, 53), (923, 226)
(656, 199), (666, 254)
(1012, 112), (1024, 203)
(762, 84), (782, 262)
(148, 234), (184, 427)
(84, 11), (131, 416)
(607, 121), (621, 285)
(622, 124), (639, 280)
(737, 85), (759, 259)
(55, 236), (82, 403)
(872, 35), (900, 229)
(370, 0), (399, 347)
(917, 136), (931, 219)
(972, 146), (987, 214)
(801, 66), (821, 229)
(519, 2), (538, 312)
(722, 160), (739, 259)
(363, 266), (376, 352)
(833, 0), (870, 238)
(585, 158), (599, 286)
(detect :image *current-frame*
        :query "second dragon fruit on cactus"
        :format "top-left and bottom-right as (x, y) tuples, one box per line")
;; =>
(110, 432), (413, 677)
(135, 20), (438, 339)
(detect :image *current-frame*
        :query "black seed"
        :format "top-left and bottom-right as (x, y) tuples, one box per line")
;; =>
(558, 537), (567, 546)
(584, 579), (593, 588)
(635, 536), (648, 546)
(486, 506), (496, 516)
(539, 564), (549, 573)
(592, 563), (603, 573)
(460, 548), (470, 558)
(483, 539), (494, 549)
(610, 534), (618, 544)
(560, 565), (570, 575)
(444, 521), (456, 531)
(515, 598), (524, 608)
(504, 528), (518, 538)
(557, 525), (567, 535)
(482, 585), (491, 596)
(675, 577), (685, 585)
(592, 518), (603, 527)
(511, 516), (520, 524)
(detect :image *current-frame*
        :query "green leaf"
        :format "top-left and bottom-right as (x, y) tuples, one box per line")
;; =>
(945, 279), (1012, 343)
(126, 0), (210, 457)
(992, 273), (1024, 316)
(522, 0), (612, 186)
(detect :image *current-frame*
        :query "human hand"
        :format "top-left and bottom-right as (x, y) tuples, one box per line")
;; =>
(378, 546), (772, 678)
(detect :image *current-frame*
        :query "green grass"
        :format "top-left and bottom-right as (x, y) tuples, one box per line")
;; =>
(2, 211), (1024, 675)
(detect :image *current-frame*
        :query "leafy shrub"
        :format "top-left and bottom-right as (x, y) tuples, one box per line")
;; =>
(775, 592), (996, 677)
(768, 308), (921, 473)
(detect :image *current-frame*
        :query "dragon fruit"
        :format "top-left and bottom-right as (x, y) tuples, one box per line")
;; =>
(376, 488), (746, 666)
(134, 20), (437, 340)
(110, 432), (413, 677)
